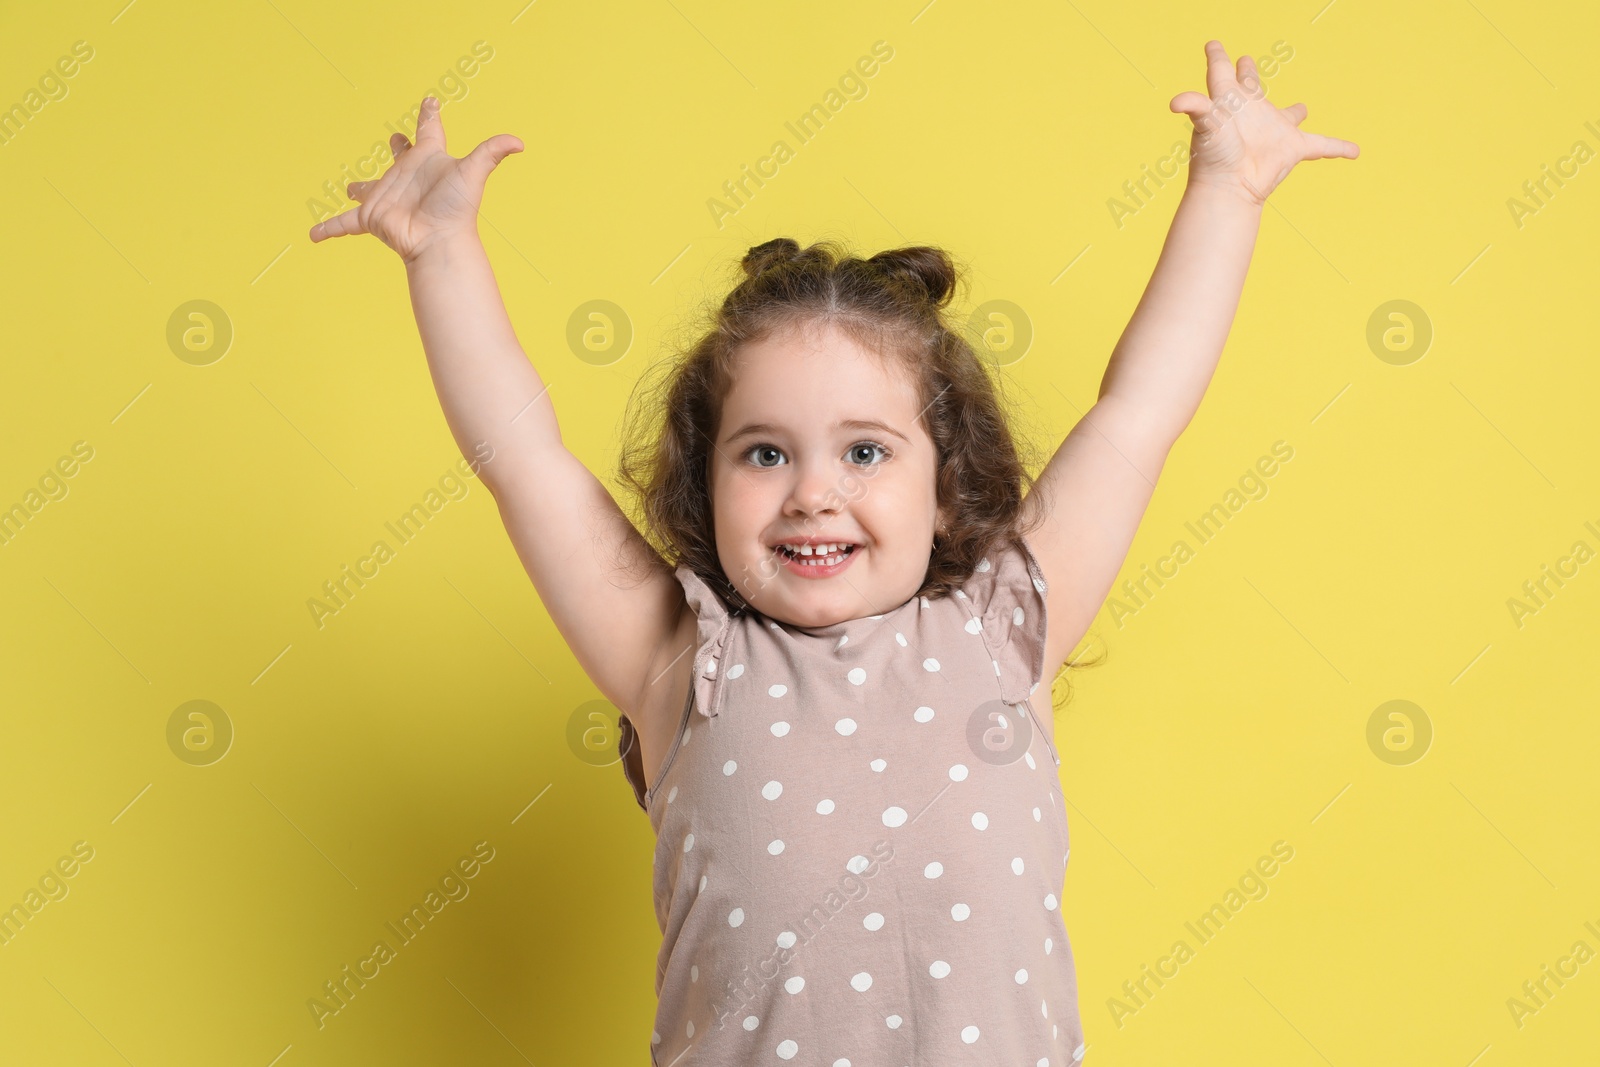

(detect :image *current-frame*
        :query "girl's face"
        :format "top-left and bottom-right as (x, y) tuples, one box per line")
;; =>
(710, 320), (947, 628)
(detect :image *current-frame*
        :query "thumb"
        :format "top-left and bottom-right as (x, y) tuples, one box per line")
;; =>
(1169, 91), (1211, 121)
(462, 134), (524, 187)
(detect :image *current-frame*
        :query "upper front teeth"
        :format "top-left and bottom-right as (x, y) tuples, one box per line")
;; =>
(791, 542), (847, 556)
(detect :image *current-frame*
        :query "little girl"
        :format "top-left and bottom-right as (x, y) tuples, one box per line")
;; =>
(312, 39), (1356, 1066)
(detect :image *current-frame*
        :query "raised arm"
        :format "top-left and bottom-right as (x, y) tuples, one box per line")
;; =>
(310, 97), (687, 717)
(1025, 40), (1359, 679)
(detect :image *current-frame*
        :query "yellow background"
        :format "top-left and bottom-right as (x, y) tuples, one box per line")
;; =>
(2, 0), (1596, 1064)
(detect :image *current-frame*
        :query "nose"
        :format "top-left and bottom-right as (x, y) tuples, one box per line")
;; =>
(781, 454), (843, 526)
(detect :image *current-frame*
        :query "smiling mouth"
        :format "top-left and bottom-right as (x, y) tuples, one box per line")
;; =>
(773, 543), (858, 566)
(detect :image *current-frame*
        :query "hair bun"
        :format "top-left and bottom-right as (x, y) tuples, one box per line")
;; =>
(867, 246), (957, 308)
(741, 237), (803, 279)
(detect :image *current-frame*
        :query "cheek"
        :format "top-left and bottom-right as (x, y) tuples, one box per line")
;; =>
(850, 474), (928, 540)
(711, 467), (767, 535)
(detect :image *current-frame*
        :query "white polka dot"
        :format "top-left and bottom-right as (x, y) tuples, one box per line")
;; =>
(834, 1060), (851, 1067)
(683, 725), (692, 745)
(683, 834), (695, 853)
(847, 855), (871, 874)
(920, 596), (930, 609)
(1042, 999), (1048, 1017)
(698, 875), (707, 892)
(722, 760), (737, 775)
(949, 764), (969, 782)
(1014, 606), (1025, 625)
(924, 861), (943, 878)
(742, 1015), (759, 1031)
(1025, 751), (1037, 770)
(922, 658), (940, 672)
(768, 684), (787, 697)
(882, 806), (907, 828)
(976, 557), (992, 572)
(667, 785), (679, 803)
(691, 964), (698, 982)
(913, 706), (934, 723)
(1074, 1041), (1086, 1061)
(850, 972), (873, 991)
(1015, 969), (1029, 984)
(1011, 857), (1024, 875)
(704, 658), (717, 676)
(1033, 806), (1042, 821)
(835, 718), (857, 735)
(836, 634), (848, 649)
(1034, 577), (1047, 594)
(955, 590), (967, 599)
(847, 667), (867, 686)
(687, 1021), (694, 1037)
(652, 1030), (660, 1044)
(1044, 893), (1058, 910)
(972, 812), (989, 830)
(886, 1015), (902, 1029)
(771, 721), (790, 737)
(776, 1038), (797, 1058)
(869, 758), (887, 772)
(784, 976), (805, 994)
(951, 902), (970, 921)
(725, 663), (744, 679)
(816, 798), (835, 814)
(768, 839), (785, 855)
(961, 1025), (980, 1043)
(763, 780), (783, 800)
(929, 960), (951, 978)
(728, 907), (744, 927)
(964, 617), (982, 635)
(777, 931), (797, 948)
(864, 912), (885, 931)
(1035, 1060), (1047, 1067)
(1045, 937), (1053, 954)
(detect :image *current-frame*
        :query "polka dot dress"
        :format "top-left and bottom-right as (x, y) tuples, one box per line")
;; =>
(618, 536), (1086, 1066)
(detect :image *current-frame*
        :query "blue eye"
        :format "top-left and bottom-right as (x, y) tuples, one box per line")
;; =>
(746, 445), (785, 468)
(849, 442), (890, 466)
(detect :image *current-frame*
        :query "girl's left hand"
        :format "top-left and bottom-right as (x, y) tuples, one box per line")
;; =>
(1170, 39), (1359, 205)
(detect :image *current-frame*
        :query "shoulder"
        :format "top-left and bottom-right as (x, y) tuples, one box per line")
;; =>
(948, 533), (1049, 705)
(955, 534), (1047, 607)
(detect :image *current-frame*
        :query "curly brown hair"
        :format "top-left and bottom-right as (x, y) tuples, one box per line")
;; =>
(615, 234), (1063, 614)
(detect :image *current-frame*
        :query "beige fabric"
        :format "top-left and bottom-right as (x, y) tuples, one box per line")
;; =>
(618, 535), (1085, 1065)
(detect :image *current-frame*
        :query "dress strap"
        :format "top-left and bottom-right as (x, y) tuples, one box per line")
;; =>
(673, 564), (736, 719)
(953, 534), (1050, 706)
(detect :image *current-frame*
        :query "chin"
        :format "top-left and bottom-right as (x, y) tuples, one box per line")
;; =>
(766, 591), (830, 622)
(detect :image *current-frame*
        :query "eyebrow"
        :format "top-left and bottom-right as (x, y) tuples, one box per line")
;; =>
(723, 418), (910, 446)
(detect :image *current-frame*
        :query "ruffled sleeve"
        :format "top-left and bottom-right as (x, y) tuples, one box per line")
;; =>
(674, 564), (736, 719)
(954, 534), (1050, 706)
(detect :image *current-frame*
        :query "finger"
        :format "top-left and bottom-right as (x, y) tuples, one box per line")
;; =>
(309, 205), (366, 243)
(1300, 131), (1360, 160)
(1236, 54), (1265, 99)
(390, 132), (411, 156)
(346, 179), (378, 203)
(1282, 102), (1308, 126)
(1169, 90), (1212, 121)
(461, 134), (525, 188)
(1203, 39), (1236, 99)
(415, 96), (446, 151)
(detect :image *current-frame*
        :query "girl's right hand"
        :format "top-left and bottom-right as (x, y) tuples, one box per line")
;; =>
(308, 96), (523, 263)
